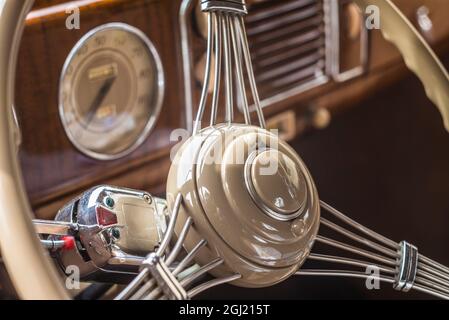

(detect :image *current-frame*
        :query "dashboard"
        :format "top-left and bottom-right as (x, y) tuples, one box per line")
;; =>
(14, 0), (449, 219)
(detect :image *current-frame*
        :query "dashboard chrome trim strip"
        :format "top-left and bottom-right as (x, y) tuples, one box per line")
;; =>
(26, 0), (105, 23)
(328, 0), (369, 82)
(180, 0), (195, 133)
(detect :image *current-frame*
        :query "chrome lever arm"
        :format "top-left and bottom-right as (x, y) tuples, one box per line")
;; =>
(33, 219), (76, 236)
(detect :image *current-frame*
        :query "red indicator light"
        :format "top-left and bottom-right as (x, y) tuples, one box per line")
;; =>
(62, 236), (75, 250)
(96, 206), (118, 226)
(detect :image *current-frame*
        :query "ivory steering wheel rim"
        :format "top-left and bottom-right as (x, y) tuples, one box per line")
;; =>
(0, 0), (68, 299)
(0, 0), (448, 299)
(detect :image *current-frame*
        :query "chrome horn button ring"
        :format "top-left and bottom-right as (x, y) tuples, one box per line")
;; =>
(244, 148), (307, 222)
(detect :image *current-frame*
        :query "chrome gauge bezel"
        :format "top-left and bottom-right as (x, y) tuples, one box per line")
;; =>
(59, 22), (165, 161)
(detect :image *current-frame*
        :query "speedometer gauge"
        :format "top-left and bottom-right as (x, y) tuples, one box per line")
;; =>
(59, 23), (164, 160)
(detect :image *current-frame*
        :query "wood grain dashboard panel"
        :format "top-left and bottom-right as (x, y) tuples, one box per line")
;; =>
(14, 0), (449, 219)
(16, 0), (186, 217)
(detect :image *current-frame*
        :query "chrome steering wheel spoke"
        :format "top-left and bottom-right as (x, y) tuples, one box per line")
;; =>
(295, 201), (449, 299)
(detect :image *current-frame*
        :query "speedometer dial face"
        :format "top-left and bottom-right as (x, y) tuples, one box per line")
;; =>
(59, 23), (164, 160)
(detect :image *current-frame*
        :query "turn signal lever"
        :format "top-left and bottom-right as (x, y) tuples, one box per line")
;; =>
(34, 187), (228, 300)
(33, 186), (169, 283)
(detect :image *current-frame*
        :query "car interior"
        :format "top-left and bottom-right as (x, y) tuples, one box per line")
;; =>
(0, 0), (448, 300)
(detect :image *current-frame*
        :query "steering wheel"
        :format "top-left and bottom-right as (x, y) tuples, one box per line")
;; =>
(1, 0), (449, 300)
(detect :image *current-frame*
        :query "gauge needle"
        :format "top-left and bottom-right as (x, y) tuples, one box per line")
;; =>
(84, 76), (117, 129)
